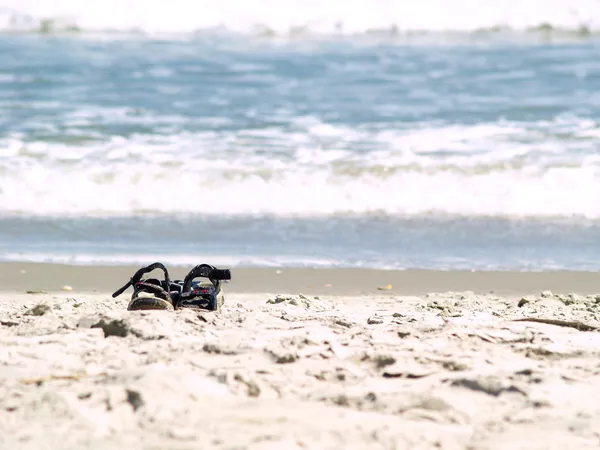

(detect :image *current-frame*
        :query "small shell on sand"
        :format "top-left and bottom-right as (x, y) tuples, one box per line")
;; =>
(62, 285), (73, 292)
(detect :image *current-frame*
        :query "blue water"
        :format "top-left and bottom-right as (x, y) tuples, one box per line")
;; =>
(1, 34), (600, 270)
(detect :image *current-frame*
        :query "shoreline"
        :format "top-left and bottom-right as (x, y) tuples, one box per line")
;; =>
(1, 262), (598, 296)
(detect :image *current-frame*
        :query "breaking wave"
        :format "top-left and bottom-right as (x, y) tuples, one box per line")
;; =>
(2, 116), (600, 219)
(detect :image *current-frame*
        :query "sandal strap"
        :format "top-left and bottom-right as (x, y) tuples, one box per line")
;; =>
(112, 262), (171, 298)
(182, 264), (231, 293)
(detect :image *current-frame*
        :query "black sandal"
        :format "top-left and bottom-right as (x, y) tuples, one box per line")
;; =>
(172, 264), (231, 312)
(112, 262), (175, 311)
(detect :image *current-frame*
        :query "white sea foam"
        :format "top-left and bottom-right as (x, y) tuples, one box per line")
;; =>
(0, 0), (599, 35)
(2, 115), (599, 219)
(0, 250), (591, 271)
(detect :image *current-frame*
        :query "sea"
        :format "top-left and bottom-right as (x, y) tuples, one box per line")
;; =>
(1, 0), (600, 271)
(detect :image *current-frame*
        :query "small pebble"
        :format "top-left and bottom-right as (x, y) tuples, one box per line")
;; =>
(367, 316), (384, 325)
(62, 285), (73, 292)
(25, 304), (51, 316)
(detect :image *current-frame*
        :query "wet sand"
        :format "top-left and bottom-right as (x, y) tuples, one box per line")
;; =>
(1, 263), (600, 449)
(1, 262), (599, 296)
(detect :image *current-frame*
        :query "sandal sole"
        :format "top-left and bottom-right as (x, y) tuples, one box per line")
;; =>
(127, 296), (174, 311)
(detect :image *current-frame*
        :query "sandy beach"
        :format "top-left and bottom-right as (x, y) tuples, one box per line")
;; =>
(1, 263), (600, 449)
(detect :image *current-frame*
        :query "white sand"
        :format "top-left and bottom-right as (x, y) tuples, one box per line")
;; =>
(1, 289), (600, 449)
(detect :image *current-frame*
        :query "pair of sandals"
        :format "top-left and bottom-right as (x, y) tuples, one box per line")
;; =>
(112, 262), (231, 312)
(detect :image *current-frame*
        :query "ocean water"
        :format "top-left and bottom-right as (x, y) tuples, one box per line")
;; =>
(1, 0), (600, 270)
